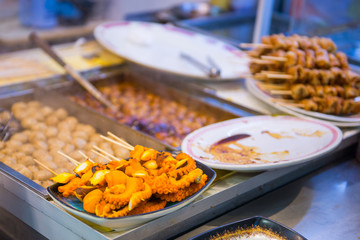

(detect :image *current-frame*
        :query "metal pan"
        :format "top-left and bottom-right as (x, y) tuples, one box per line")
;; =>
(0, 88), (169, 199)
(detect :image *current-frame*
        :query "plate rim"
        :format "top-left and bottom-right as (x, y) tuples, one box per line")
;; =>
(181, 115), (343, 172)
(47, 160), (216, 229)
(93, 20), (249, 82)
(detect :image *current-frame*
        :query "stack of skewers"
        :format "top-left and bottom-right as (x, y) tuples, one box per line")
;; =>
(244, 34), (360, 116)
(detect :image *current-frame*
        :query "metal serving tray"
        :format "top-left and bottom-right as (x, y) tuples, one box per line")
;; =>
(52, 65), (257, 150)
(0, 88), (169, 199)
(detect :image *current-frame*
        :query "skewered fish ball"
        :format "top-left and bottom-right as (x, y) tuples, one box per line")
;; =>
(29, 131), (46, 142)
(2, 156), (17, 165)
(11, 102), (27, 117)
(53, 108), (68, 120)
(19, 156), (34, 166)
(45, 126), (58, 138)
(27, 165), (39, 173)
(31, 122), (47, 131)
(34, 170), (52, 181)
(48, 138), (65, 150)
(32, 149), (48, 160)
(33, 140), (48, 150)
(22, 144), (35, 154)
(12, 163), (26, 172)
(18, 168), (33, 179)
(62, 144), (75, 154)
(45, 114), (60, 126)
(72, 131), (89, 141)
(10, 132), (28, 143)
(5, 139), (23, 149)
(72, 137), (87, 149)
(62, 116), (78, 131)
(21, 118), (37, 129)
(40, 106), (54, 117)
(57, 131), (72, 142)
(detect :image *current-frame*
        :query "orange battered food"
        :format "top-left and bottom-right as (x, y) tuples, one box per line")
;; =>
(51, 145), (208, 218)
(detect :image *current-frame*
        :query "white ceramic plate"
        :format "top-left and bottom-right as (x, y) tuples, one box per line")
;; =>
(181, 116), (342, 172)
(246, 79), (360, 126)
(47, 161), (215, 231)
(94, 21), (250, 81)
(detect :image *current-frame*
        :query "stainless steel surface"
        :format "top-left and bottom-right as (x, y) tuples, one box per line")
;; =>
(0, 65), (359, 239)
(176, 154), (360, 240)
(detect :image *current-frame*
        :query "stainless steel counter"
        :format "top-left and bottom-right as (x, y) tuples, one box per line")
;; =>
(176, 153), (360, 240)
(0, 142), (358, 240)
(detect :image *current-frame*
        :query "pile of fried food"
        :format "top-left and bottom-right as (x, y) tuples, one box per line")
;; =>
(70, 80), (216, 147)
(247, 34), (360, 115)
(51, 145), (208, 218)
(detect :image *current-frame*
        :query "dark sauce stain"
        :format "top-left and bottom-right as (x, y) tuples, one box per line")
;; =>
(213, 134), (251, 146)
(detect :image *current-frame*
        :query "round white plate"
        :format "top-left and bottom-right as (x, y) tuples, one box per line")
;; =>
(94, 21), (250, 81)
(181, 116), (342, 172)
(246, 79), (360, 126)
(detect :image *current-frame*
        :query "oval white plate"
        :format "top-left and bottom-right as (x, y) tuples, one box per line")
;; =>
(94, 21), (250, 81)
(181, 116), (342, 172)
(246, 79), (360, 125)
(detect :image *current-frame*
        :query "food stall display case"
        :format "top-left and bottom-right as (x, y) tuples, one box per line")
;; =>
(0, 63), (359, 240)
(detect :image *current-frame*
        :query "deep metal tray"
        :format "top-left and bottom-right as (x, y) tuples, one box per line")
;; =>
(0, 88), (169, 199)
(50, 65), (257, 150)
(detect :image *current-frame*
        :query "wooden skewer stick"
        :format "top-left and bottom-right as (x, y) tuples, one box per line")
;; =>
(271, 99), (305, 107)
(257, 83), (288, 90)
(240, 43), (272, 49)
(260, 70), (284, 74)
(270, 98), (296, 104)
(78, 151), (95, 163)
(91, 149), (112, 163)
(277, 102), (305, 108)
(266, 73), (294, 80)
(261, 55), (287, 62)
(92, 145), (121, 162)
(33, 159), (57, 175)
(100, 135), (134, 151)
(58, 151), (80, 166)
(107, 132), (134, 149)
(249, 58), (276, 64)
(270, 89), (292, 95)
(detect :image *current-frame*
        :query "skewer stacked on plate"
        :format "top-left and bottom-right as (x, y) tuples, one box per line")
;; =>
(244, 33), (360, 116)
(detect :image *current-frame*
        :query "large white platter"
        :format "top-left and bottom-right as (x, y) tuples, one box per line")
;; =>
(94, 21), (250, 81)
(181, 116), (342, 172)
(246, 79), (360, 126)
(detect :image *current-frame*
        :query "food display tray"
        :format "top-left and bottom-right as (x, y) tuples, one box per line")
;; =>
(0, 65), (359, 240)
(0, 88), (169, 199)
